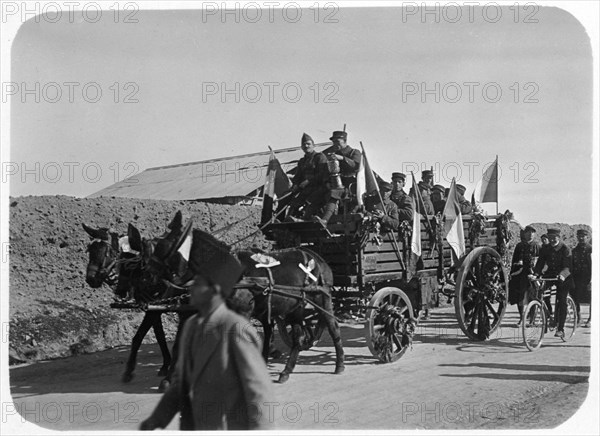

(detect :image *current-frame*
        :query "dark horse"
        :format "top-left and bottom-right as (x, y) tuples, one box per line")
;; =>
(144, 213), (345, 383)
(82, 218), (191, 390)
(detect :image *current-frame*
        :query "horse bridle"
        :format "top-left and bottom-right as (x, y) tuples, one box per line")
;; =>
(87, 238), (119, 286)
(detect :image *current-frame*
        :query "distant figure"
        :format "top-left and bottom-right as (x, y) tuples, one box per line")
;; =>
(509, 225), (540, 326)
(365, 181), (400, 232)
(287, 133), (328, 220)
(140, 232), (273, 431)
(571, 229), (592, 327)
(317, 130), (362, 224)
(431, 184), (446, 214)
(531, 228), (575, 339)
(390, 172), (415, 223)
(409, 170), (435, 215)
(455, 184), (473, 215)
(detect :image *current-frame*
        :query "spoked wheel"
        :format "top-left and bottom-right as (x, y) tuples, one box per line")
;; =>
(562, 296), (577, 342)
(276, 309), (325, 350)
(454, 247), (508, 341)
(522, 300), (545, 351)
(366, 287), (416, 363)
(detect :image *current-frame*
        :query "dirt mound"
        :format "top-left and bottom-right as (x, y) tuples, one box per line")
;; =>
(8, 195), (270, 364)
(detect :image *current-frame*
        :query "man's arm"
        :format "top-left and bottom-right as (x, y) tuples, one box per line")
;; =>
(397, 195), (414, 223)
(558, 245), (572, 280)
(380, 202), (400, 231)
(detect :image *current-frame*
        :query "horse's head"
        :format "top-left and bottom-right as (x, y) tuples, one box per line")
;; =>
(82, 223), (119, 288)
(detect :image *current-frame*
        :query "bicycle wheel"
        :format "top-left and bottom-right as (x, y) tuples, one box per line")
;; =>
(522, 300), (545, 351)
(562, 296), (577, 342)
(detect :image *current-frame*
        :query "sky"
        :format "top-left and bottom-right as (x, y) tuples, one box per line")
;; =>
(2, 2), (598, 228)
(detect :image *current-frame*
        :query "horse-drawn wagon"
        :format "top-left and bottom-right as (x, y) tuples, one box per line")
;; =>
(261, 206), (513, 363)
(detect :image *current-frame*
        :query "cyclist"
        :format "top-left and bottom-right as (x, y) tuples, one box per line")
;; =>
(528, 228), (575, 339)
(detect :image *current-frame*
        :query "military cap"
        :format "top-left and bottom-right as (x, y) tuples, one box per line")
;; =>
(576, 229), (589, 237)
(432, 184), (445, 193)
(392, 172), (406, 181)
(523, 225), (536, 233)
(330, 131), (347, 141)
(188, 230), (245, 297)
(421, 170), (434, 178)
(456, 184), (466, 195)
(379, 181), (393, 192)
(547, 228), (561, 237)
(301, 132), (313, 144)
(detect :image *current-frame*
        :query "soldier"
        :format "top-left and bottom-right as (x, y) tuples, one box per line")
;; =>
(431, 184), (446, 214)
(531, 228), (575, 339)
(287, 133), (328, 220)
(316, 131), (362, 224)
(572, 229), (592, 327)
(541, 234), (549, 247)
(366, 181), (400, 232)
(390, 172), (414, 223)
(409, 170), (435, 215)
(455, 184), (473, 215)
(509, 225), (540, 326)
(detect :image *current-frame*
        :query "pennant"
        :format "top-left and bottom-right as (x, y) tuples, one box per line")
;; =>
(261, 148), (292, 224)
(443, 178), (466, 260)
(410, 189), (421, 256)
(475, 157), (498, 203)
(356, 149), (380, 207)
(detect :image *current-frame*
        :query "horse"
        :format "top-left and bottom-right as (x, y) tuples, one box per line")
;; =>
(82, 220), (187, 389)
(143, 211), (345, 383)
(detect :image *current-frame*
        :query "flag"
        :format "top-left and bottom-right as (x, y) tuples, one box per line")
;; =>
(443, 178), (466, 260)
(261, 148), (292, 224)
(410, 188), (421, 256)
(474, 157), (498, 203)
(356, 147), (379, 207)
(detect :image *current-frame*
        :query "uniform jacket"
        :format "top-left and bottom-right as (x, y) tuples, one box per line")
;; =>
(456, 194), (473, 215)
(572, 242), (592, 283)
(534, 241), (572, 279)
(409, 182), (435, 215)
(372, 199), (400, 231)
(323, 145), (362, 177)
(147, 303), (273, 430)
(292, 151), (328, 187)
(390, 189), (414, 223)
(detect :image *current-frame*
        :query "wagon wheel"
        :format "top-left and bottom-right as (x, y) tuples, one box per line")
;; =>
(454, 247), (508, 341)
(276, 309), (325, 350)
(366, 287), (415, 363)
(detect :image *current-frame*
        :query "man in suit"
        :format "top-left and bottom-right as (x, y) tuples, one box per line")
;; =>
(390, 172), (415, 223)
(531, 228), (575, 339)
(140, 231), (273, 431)
(572, 229), (592, 327)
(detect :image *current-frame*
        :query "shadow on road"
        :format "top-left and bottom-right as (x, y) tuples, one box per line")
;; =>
(439, 362), (591, 373)
(439, 372), (589, 384)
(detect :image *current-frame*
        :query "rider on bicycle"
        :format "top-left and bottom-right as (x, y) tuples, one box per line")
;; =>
(528, 228), (575, 339)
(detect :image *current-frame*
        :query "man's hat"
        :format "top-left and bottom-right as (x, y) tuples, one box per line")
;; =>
(330, 131), (347, 141)
(432, 184), (445, 193)
(301, 133), (313, 144)
(391, 172), (406, 181)
(456, 184), (466, 195)
(188, 230), (245, 297)
(421, 170), (433, 178)
(523, 225), (536, 233)
(547, 228), (561, 237)
(379, 181), (393, 192)
(577, 229), (589, 237)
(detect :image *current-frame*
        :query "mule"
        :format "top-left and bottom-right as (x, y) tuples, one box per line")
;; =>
(143, 212), (345, 383)
(82, 221), (184, 388)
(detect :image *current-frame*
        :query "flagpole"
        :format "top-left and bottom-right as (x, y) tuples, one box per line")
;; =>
(495, 155), (498, 215)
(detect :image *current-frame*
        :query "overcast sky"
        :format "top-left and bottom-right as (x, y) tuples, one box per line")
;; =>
(3, 2), (597, 225)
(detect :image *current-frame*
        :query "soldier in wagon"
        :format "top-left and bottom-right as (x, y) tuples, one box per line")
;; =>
(531, 228), (575, 339)
(540, 233), (550, 247)
(509, 225), (540, 326)
(314, 130), (362, 224)
(431, 184), (446, 214)
(455, 184), (473, 215)
(390, 172), (415, 223)
(571, 229), (592, 327)
(409, 170), (435, 215)
(287, 133), (329, 220)
(365, 181), (400, 232)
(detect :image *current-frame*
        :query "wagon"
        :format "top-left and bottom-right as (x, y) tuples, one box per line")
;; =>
(261, 206), (512, 363)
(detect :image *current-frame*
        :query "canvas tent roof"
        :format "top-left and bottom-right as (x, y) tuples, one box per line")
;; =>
(88, 143), (330, 200)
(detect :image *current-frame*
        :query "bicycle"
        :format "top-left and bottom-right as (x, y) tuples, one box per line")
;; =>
(522, 277), (577, 351)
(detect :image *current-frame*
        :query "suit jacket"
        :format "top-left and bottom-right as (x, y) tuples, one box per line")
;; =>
(148, 303), (273, 430)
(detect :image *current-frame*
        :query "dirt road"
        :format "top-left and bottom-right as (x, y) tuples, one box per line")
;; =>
(5, 305), (595, 432)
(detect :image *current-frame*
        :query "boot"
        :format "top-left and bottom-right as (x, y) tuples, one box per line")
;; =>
(319, 201), (337, 223)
